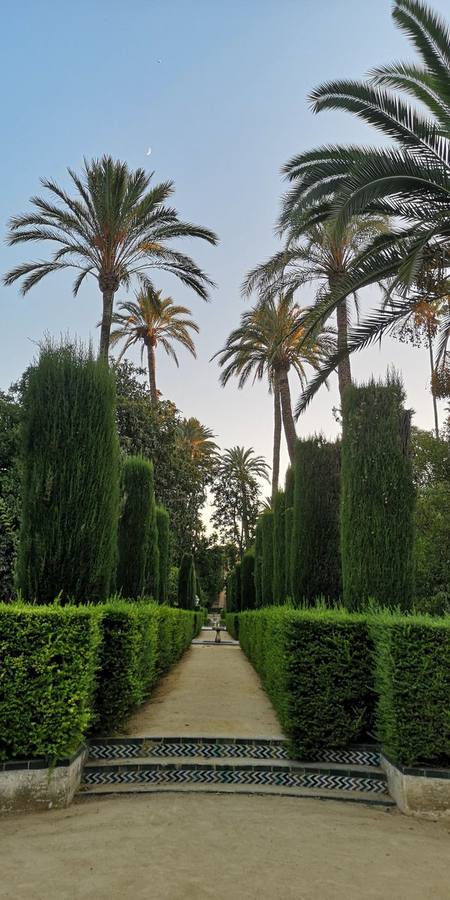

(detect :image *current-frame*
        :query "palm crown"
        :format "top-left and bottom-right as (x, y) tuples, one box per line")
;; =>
(4, 155), (218, 358)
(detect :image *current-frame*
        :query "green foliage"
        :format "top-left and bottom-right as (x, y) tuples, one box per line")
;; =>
(236, 607), (374, 756)
(178, 553), (196, 609)
(144, 463), (159, 600)
(254, 520), (263, 607)
(156, 506), (170, 604)
(284, 507), (294, 599)
(241, 548), (256, 610)
(194, 539), (224, 607)
(225, 612), (240, 640)
(226, 568), (237, 612)
(168, 565), (179, 606)
(0, 392), (21, 600)
(211, 446), (269, 556)
(372, 613), (450, 767)
(0, 604), (100, 760)
(291, 438), (341, 605)
(260, 509), (274, 605)
(341, 378), (415, 610)
(411, 428), (450, 488)
(272, 490), (286, 603)
(414, 482), (450, 600)
(284, 465), (295, 509)
(116, 457), (154, 599)
(235, 562), (242, 611)
(16, 344), (120, 603)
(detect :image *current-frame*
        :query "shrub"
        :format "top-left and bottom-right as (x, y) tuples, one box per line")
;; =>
(254, 519), (263, 607)
(372, 612), (450, 767)
(341, 378), (415, 610)
(414, 482), (450, 600)
(0, 604), (100, 760)
(284, 507), (294, 598)
(156, 506), (170, 604)
(237, 607), (375, 756)
(16, 343), (120, 603)
(241, 548), (256, 610)
(144, 463), (159, 601)
(225, 612), (240, 640)
(291, 437), (341, 605)
(178, 553), (195, 609)
(273, 490), (286, 603)
(260, 509), (274, 605)
(117, 457), (156, 599)
(168, 565), (179, 606)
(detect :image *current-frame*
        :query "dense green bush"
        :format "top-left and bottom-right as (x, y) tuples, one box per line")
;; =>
(284, 507), (294, 598)
(291, 437), (341, 605)
(260, 509), (274, 605)
(341, 378), (415, 610)
(226, 612), (240, 640)
(241, 548), (256, 610)
(414, 482), (450, 600)
(178, 553), (196, 609)
(0, 604), (100, 760)
(156, 506), (170, 604)
(17, 344), (120, 603)
(235, 607), (375, 755)
(272, 490), (286, 603)
(117, 457), (156, 599)
(372, 613), (450, 767)
(254, 520), (263, 607)
(144, 462), (159, 600)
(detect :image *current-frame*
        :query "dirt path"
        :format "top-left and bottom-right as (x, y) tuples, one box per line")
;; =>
(120, 628), (283, 738)
(1, 794), (449, 900)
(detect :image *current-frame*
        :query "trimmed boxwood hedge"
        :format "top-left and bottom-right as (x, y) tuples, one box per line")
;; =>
(0, 604), (100, 761)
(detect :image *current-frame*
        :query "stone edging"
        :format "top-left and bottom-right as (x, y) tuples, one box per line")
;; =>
(380, 753), (450, 818)
(0, 745), (87, 814)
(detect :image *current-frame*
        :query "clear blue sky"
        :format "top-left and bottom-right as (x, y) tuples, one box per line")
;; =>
(1, 0), (447, 486)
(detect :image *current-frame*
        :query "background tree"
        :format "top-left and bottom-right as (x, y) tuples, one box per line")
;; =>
(116, 456), (157, 599)
(156, 506), (170, 604)
(178, 553), (196, 609)
(5, 155), (217, 358)
(210, 446), (269, 555)
(0, 391), (21, 599)
(110, 288), (199, 404)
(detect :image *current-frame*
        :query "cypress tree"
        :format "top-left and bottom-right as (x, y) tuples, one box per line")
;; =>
(260, 509), (275, 605)
(156, 506), (170, 604)
(143, 460), (159, 600)
(285, 466), (295, 509)
(272, 490), (286, 603)
(254, 520), (263, 607)
(341, 377), (415, 610)
(16, 343), (120, 603)
(226, 569), (236, 611)
(178, 552), (195, 609)
(117, 456), (155, 599)
(235, 562), (242, 611)
(291, 437), (341, 605)
(285, 507), (294, 599)
(241, 548), (256, 610)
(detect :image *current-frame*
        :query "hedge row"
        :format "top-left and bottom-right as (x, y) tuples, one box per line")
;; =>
(226, 607), (450, 767)
(0, 602), (203, 761)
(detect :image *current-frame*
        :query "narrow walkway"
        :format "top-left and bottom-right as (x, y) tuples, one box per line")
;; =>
(119, 628), (284, 739)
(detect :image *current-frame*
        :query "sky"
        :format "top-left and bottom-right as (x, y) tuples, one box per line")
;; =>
(1, 0), (448, 489)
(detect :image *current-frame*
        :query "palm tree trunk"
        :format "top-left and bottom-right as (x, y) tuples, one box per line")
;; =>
(336, 297), (352, 400)
(147, 343), (158, 405)
(99, 289), (115, 360)
(278, 367), (297, 464)
(271, 380), (282, 505)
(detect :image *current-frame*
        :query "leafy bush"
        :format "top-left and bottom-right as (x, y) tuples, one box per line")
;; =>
(273, 490), (286, 603)
(16, 344), (120, 603)
(117, 457), (157, 599)
(341, 378), (415, 610)
(260, 509), (274, 605)
(372, 612), (450, 767)
(0, 604), (100, 760)
(291, 437), (341, 605)
(241, 548), (256, 610)
(156, 506), (170, 604)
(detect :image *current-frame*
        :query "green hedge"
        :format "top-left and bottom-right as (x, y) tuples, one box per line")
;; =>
(0, 604), (100, 760)
(116, 457), (156, 599)
(241, 548), (256, 610)
(372, 613), (450, 767)
(260, 509), (274, 605)
(156, 506), (170, 604)
(254, 520), (263, 607)
(272, 491), (286, 603)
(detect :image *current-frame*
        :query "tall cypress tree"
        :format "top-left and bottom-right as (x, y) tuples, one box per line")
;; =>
(16, 343), (120, 603)
(260, 509), (275, 605)
(143, 461), (159, 600)
(284, 466), (295, 599)
(116, 456), (154, 598)
(156, 506), (170, 603)
(272, 490), (286, 603)
(254, 519), (263, 607)
(291, 437), (341, 605)
(178, 552), (195, 609)
(341, 377), (415, 610)
(241, 548), (256, 610)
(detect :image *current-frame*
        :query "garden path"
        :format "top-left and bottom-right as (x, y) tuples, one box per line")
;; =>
(118, 627), (284, 739)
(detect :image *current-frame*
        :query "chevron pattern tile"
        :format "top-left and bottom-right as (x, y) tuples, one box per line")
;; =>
(303, 748), (380, 767)
(88, 740), (289, 762)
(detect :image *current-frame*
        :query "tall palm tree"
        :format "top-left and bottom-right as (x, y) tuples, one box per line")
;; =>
(214, 294), (334, 498)
(110, 287), (199, 404)
(243, 216), (387, 401)
(179, 418), (219, 467)
(4, 155), (218, 358)
(216, 446), (269, 551)
(276, 0), (450, 410)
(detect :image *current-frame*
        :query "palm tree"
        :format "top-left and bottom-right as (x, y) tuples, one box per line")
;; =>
(110, 287), (199, 404)
(4, 155), (218, 359)
(243, 217), (387, 402)
(276, 0), (450, 410)
(179, 418), (219, 467)
(215, 446), (269, 551)
(214, 294), (334, 498)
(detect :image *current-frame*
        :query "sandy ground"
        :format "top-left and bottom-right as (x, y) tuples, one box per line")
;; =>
(1, 794), (449, 900)
(121, 631), (283, 738)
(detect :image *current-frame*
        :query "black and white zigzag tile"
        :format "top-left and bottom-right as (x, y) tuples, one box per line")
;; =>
(88, 740), (290, 762)
(303, 748), (380, 767)
(82, 765), (388, 795)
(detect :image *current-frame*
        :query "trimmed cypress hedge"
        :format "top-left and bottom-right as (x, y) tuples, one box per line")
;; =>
(254, 520), (263, 607)
(291, 437), (341, 605)
(372, 613), (450, 766)
(117, 457), (155, 599)
(241, 548), (256, 610)
(178, 553), (195, 609)
(260, 509), (274, 606)
(156, 506), (170, 604)
(284, 507), (294, 599)
(285, 466), (295, 509)
(144, 462), (159, 601)
(273, 490), (286, 603)
(0, 604), (100, 760)
(16, 344), (120, 603)
(341, 378), (415, 610)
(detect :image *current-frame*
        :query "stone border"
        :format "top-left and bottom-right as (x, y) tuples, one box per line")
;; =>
(0, 746), (87, 814)
(381, 753), (450, 818)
